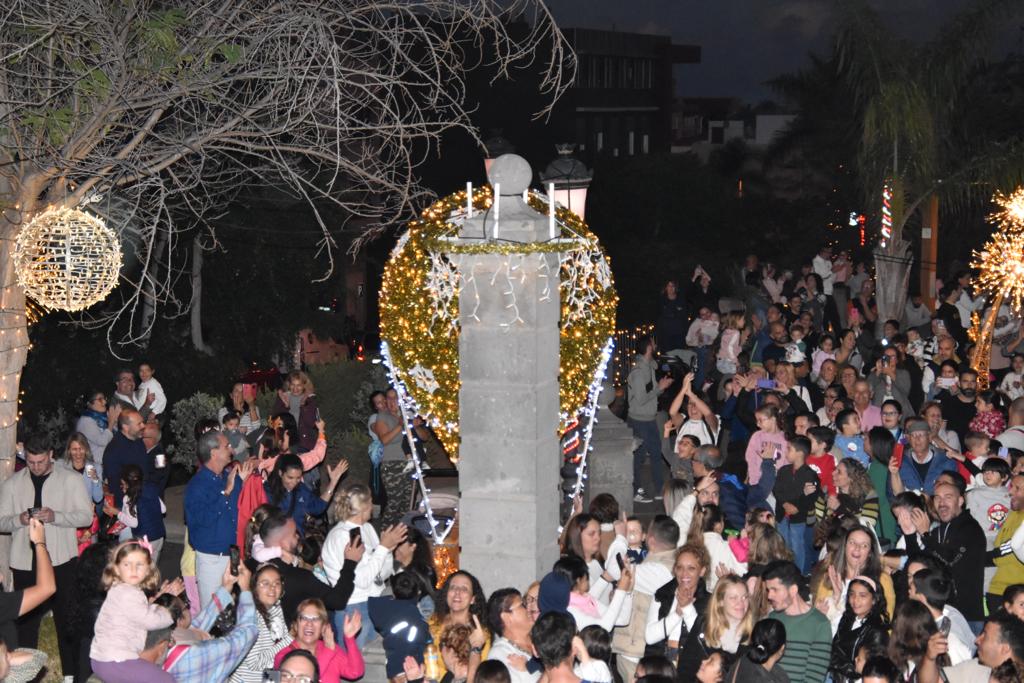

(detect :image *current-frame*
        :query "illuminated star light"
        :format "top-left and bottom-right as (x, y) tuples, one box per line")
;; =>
(991, 188), (1024, 230)
(971, 228), (1024, 314)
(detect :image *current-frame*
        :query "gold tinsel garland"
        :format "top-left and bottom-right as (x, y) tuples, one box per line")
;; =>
(379, 186), (617, 459)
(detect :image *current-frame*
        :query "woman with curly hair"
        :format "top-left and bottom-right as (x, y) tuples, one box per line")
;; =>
(646, 544), (712, 680)
(819, 458), (881, 532)
(429, 571), (490, 672)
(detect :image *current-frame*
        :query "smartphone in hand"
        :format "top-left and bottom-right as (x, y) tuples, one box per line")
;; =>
(229, 545), (241, 576)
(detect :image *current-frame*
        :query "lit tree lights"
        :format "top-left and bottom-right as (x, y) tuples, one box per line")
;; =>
(379, 184), (617, 461)
(969, 189), (1024, 388)
(879, 181), (894, 249)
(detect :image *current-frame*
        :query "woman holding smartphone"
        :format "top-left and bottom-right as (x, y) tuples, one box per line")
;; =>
(321, 484), (409, 648)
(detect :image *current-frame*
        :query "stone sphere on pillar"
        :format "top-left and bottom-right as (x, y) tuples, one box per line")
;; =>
(487, 154), (532, 195)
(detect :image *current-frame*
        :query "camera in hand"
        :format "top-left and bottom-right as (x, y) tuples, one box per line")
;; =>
(655, 353), (691, 382)
(27, 507), (40, 518)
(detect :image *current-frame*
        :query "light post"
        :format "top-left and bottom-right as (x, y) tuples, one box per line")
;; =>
(540, 144), (593, 221)
(482, 131), (515, 175)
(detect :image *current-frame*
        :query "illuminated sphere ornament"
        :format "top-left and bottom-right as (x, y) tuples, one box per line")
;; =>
(379, 185), (617, 460)
(14, 206), (122, 311)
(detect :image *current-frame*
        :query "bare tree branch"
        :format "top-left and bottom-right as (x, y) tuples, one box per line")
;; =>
(0, 0), (573, 352)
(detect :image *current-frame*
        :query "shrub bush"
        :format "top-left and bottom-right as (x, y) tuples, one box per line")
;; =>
(169, 391), (223, 469)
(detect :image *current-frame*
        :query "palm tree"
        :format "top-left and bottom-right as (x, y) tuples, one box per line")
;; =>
(835, 0), (1024, 324)
(775, 0), (1024, 326)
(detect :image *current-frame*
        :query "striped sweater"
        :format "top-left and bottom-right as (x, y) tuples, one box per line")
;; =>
(771, 608), (831, 683)
(229, 602), (290, 683)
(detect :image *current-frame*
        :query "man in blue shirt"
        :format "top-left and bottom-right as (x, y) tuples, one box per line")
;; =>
(184, 430), (255, 609)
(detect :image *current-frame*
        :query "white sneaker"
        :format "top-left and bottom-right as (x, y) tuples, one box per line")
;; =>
(633, 490), (653, 503)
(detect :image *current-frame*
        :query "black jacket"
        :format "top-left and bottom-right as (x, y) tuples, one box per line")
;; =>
(828, 612), (888, 683)
(647, 578), (711, 681)
(905, 509), (987, 621)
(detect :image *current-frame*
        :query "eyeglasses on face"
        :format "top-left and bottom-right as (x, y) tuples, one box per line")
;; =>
(297, 613), (323, 623)
(277, 671), (313, 683)
(257, 580), (284, 590)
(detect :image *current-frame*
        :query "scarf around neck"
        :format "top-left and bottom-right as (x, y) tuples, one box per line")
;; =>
(83, 408), (108, 430)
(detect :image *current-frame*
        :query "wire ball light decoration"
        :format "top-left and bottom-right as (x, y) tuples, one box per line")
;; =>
(14, 206), (122, 312)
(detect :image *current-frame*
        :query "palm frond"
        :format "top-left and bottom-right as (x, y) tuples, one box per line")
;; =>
(936, 136), (1024, 213)
(834, 0), (896, 108)
(922, 0), (1020, 110)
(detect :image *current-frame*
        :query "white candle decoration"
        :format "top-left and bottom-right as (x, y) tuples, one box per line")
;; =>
(494, 182), (500, 239)
(466, 181), (473, 218)
(548, 182), (555, 240)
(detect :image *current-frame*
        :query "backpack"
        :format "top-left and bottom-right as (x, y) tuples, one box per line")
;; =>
(608, 389), (629, 422)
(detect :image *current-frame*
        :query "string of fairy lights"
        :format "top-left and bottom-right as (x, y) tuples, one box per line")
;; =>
(378, 341), (456, 546)
(559, 337), (615, 533)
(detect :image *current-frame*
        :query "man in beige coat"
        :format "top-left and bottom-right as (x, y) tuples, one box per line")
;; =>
(0, 433), (93, 680)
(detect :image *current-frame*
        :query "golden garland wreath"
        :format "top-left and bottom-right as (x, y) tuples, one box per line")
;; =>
(379, 185), (617, 460)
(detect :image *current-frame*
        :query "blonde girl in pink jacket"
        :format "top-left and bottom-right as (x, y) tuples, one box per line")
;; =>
(89, 538), (180, 682)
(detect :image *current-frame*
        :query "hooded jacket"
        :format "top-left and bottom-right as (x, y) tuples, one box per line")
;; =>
(626, 355), (662, 421)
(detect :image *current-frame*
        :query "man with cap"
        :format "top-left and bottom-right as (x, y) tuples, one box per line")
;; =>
(890, 418), (958, 496)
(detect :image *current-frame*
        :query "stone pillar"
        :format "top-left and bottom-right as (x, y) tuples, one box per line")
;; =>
(456, 155), (562, 594)
(585, 376), (637, 513)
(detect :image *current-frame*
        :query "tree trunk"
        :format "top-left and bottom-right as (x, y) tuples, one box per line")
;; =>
(190, 235), (213, 355)
(138, 229), (168, 346)
(874, 238), (913, 334)
(920, 195), (939, 310)
(0, 213), (31, 585)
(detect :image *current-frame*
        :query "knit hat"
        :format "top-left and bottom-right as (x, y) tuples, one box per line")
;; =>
(906, 419), (929, 434)
(537, 572), (570, 616)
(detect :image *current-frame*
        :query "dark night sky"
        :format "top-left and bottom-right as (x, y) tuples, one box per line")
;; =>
(548, 0), (1024, 102)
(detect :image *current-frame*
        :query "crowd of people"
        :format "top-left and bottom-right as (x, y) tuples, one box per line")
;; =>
(1, 247), (1024, 683)
(606, 247), (1024, 682)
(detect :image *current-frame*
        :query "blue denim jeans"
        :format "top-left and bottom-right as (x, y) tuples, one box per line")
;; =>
(778, 518), (808, 574)
(628, 418), (665, 496)
(333, 600), (377, 648)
